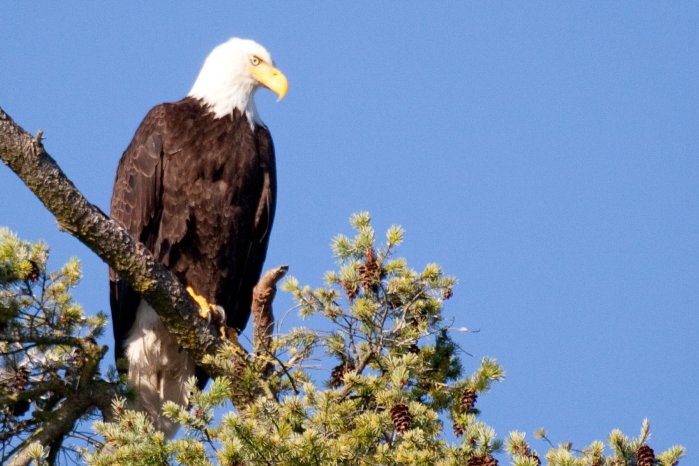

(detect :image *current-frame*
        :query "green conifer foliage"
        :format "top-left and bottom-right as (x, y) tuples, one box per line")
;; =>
(0, 228), (115, 464)
(0, 218), (686, 465)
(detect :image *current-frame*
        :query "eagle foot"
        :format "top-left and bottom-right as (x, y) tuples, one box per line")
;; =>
(185, 286), (239, 343)
(185, 286), (226, 324)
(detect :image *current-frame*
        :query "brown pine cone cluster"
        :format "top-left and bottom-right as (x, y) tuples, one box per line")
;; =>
(341, 280), (358, 301)
(460, 388), (478, 412)
(467, 455), (498, 466)
(12, 366), (30, 391)
(636, 444), (656, 466)
(358, 248), (382, 290)
(27, 260), (40, 282)
(453, 420), (464, 437)
(329, 361), (355, 388)
(390, 403), (412, 433)
(453, 388), (478, 437)
(510, 442), (540, 466)
(11, 366), (31, 416)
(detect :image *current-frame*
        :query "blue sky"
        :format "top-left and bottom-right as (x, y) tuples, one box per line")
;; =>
(2, 2), (698, 461)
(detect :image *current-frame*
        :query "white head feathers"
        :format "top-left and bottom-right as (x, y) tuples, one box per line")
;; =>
(188, 38), (280, 124)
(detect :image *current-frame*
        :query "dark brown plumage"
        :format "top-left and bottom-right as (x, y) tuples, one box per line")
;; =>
(109, 96), (276, 386)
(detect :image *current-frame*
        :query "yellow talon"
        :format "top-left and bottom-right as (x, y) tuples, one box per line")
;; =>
(186, 286), (235, 342)
(186, 285), (213, 319)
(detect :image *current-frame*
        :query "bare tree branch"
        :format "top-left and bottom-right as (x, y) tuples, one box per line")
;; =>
(252, 265), (287, 356)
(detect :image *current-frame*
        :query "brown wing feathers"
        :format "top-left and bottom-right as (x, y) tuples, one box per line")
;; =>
(109, 97), (276, 368)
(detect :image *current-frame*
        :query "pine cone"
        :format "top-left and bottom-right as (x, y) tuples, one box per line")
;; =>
(341, 280), (358, 301)
(11, 367), (37, 417)
(390, 403), (412, 433)
(358, 248), (381, 289)
(27, 260), (40, 282)
(467, 456), (482, 466)
(329, 361), (355, 388)
(442, 288), (453, 300)
(511, 442), (538, 462)
(13, 366), (30, 391)
(329, 364), (344, 388)
(467, 455), (498, 466)
(637, 444), (655, 466)
(453, 420), (463, 437)
(459, 388), (478, 412)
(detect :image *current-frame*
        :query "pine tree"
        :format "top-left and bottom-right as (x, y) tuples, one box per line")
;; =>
(0, 228), (118, 465)
(0, 216), (689, 465)
(85, 215), (684, 465)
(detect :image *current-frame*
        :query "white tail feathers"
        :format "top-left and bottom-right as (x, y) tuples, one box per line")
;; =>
(125, 300), (195, 437)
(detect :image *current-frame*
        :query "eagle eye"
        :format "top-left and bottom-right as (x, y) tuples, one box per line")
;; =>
(249, 55), (261, 66)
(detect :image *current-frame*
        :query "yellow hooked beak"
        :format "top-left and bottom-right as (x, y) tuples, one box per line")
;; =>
(249, 63), (288, 101)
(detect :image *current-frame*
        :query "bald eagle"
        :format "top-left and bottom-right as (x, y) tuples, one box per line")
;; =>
(109, 38), (287, 435)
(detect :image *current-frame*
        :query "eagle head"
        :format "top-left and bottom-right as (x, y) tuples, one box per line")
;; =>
(188, 38), (288, 122)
